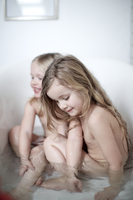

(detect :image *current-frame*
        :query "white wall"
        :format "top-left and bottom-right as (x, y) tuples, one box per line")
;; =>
(0, 0), (131, 67)
(130, 0), (133, 64)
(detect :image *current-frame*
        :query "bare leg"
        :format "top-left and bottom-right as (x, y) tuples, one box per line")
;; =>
(40, 134), (82, 192)
(40, 134), (109, 192)
(8, 126), (20, 157)
(79, 151), (108, 178)
(10, 146), (47, 199)
(80, 152), (122, 200)
(8, 126), (40, 157)
(39, 134), (120, 199)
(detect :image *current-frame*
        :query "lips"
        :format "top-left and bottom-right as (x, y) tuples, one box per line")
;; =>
(67, 108), (73, 113)
(33, 87), (41, 93)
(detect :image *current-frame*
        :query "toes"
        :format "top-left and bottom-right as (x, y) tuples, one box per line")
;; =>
(35, 176), (43, 186)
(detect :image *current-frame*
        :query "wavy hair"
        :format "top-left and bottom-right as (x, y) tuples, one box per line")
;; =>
(41, 55), (132, 149)
(29, 53), (61, 116)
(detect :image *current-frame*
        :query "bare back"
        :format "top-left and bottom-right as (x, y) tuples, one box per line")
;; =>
(81, 105), (128, 164)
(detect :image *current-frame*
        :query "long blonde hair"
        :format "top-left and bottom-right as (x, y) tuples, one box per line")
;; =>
(41, 55), (132, 149)
(29, 53), (61, 116)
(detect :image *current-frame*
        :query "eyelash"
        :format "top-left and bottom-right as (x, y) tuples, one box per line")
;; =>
(64, 96), (69, 100)
(31, 77), (42, 80)
(56, 96), (69, 104)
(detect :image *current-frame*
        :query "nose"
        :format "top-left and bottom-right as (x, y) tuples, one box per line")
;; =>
(32, 78), (38, 85)
(58, 101), (67, 111)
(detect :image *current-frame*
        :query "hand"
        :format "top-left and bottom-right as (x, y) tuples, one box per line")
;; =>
(19, 157), (35, 177)
(66, 178), (82, 192)
(95, 186), (120, 200)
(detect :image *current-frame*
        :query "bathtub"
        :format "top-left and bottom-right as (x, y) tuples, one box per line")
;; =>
(0, 58), (133, 200)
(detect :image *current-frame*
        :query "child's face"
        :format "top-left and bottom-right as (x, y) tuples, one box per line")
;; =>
(30, 61), (44, 98)
(47, 78), (84, 117)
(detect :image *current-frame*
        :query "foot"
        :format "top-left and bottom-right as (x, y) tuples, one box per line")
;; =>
(35, 176), (43, 186)
(40, 176), (82, 193)
(95, 186), (120, 200)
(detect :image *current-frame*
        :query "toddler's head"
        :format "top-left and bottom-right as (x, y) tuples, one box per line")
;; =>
(41, 55), (99, 118)
(30, 53), (61, 99)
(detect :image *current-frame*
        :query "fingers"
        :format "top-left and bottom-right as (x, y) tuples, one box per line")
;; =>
(76, 180), (82, 192)
(19, 160), (35, 177)
(34, 176), (43, 186)
(27, 160), (35, 171)
(19, 165), (27, 177)
(67, 178), (82, 193)
(20, 155), (35, 171)
(74, 179), (82, 193)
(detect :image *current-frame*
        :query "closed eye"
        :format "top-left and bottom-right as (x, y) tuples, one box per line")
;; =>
(64, 96), (69, 100)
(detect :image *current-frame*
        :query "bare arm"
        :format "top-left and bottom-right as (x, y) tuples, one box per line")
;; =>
(66, 120), (83, 176)
(19, 102), (36, 176)
(90, 113), (123, 199)
(90, 114), (123, 171)
(55, 120), (68, 137)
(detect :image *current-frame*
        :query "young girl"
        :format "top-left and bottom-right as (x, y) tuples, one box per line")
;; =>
(9, 53), (68, 199)
(40, 55), (130, 200)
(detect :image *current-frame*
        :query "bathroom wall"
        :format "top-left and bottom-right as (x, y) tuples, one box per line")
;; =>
(0, 0), (131, 67)
(130, 0), (133, 64)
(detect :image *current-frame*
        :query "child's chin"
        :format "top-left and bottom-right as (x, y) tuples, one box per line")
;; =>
(34, 94), (41, 99)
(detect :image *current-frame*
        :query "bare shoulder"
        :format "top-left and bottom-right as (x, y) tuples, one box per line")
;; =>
(22, 101), (36, 120)
(88, 105), (110, 127)
(25, 101), (33, 109)
(25, 100), (38, 114)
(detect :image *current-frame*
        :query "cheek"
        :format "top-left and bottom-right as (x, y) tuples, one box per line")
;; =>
(30, 80), (32, 87)
(77, 97), (84, 108)
(39, 81), (42, 92)
(40, 81), (43, 88)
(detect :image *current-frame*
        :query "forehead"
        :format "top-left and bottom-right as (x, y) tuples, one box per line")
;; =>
(31, 61), (44, 74)
(47, 78), (70, 100)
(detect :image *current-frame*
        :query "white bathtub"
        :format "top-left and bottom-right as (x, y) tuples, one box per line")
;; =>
(0, 58), (133, 200)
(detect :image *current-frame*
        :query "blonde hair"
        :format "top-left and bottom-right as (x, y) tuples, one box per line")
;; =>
(41, 55), (132, 150)
(29, 53), (61, 116)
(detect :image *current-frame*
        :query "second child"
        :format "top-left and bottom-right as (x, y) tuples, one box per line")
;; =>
(40, 55), (130, 200)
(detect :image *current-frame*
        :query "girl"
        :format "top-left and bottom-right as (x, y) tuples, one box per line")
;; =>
(40, 55), (131, 200)
(9, 53), (68, 199)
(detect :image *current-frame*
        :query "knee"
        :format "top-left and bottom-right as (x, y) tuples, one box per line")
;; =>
(43, 134), (66, 158)
(8, 126), (20, 145)
(44, 134), (65, 148)
(30, 146), (47, 170)
(30, 146), (44, 157)
(43, 136), (52, 148)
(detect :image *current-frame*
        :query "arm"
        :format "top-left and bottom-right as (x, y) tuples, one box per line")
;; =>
(66, 119), (83, 177)
(55, 120), (68, 137)
(90, 113), (123, 199)
(19, 102), (36, 176)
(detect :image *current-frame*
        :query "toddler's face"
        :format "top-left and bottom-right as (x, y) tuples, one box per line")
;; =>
(47, 78), (84, 117)
(30, 61), (44, 98)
